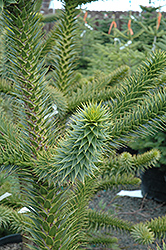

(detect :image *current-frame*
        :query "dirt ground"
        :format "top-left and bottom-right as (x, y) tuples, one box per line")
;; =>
(88, 185), (166, 250)
(1, 185), (166, 250)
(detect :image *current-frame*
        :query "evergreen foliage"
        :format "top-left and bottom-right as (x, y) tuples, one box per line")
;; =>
(101, 149), (160, 177)
(1, 0), (166, 249)
(67, 65), (130, 111)
(129, 130), (166, 171)
(75, 12), (104, 75)
(84, 40), (146, 74)
(130, 6), (165, 52)
(0, 0), (18, 13)
(47, 1), (79, 93)
(76, 6), (166, 76)
(131, 215), (166, 245)
(75, 7), (165, 76)
(93, 12), (115, 44)
(157, 34), (166, 51)
(0, 205), (27, 235)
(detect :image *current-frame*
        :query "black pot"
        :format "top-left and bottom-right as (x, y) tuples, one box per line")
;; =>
(0, 234), (22, 246)
(141, 167), (166, 202)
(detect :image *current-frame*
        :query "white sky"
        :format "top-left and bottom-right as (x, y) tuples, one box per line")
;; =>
(49, 0), (166, 12)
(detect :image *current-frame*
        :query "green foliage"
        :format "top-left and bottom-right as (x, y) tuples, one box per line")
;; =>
(101, 149), (160, 177)
(157, 32), (166, 51)
(53, 103), (111, 183)
(131, 215), (166, 245)
(0, 0), (17, 13)
(86, 233), (119, 250)
(0, 172), (21, 208)
(75, 7), (166, 76)
(4, 0), (58, 152)
(84, 41), (146, 74)
(48, 3), (79, 93)
(0, 205), (28, 236)
(67, 65), (130, 112)
(75, 11), (104, 75)
(107, 50), (166, 130)
(129, 130), (166, 171)
(0, 14), (12, 80)
(1, 0), (166, 249)
(110, 86), (166, 145)
(118, 5), (165, 52)
(97, 173), (141, 192)
(94, 13), (115, 44)
(146, 215), (166, 240)
(131, 223), (155, 245)
(130, 6), (166, 52)
(155, 241), (166, 250)
(63, 0), (100, 6)
(88, 209), (132, 232)
(25, 183), (80, 250)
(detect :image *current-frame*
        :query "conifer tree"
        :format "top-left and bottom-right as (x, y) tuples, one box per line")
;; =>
(129, 130), (166, 172)
(1, 0), (166, 249)
(131, 5), (165, 52)
(80, 12), (147, 75)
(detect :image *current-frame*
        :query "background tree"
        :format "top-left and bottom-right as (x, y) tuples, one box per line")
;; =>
(131, 5), (165, 52)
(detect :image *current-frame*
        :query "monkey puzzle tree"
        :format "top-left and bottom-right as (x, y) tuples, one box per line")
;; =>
(1, 1), (166, 250)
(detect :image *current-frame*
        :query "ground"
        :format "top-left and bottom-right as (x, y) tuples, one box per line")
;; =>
(88, 185), (166, 250)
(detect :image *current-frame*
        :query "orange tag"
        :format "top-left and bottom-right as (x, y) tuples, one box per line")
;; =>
(157, 12), (162, 30)
(108, 21), (117, 34)
(128, 19), (133, 35)
(83, 11), (88, 24)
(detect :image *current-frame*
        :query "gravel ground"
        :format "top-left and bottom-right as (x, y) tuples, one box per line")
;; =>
(88, 185), (166, 250)
(1, 185), (166, 250)
(0, 243), (22, 250)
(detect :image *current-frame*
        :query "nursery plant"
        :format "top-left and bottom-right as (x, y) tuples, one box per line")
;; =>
(74, 11), (105, 75)
(130, 5), (165, 52)
(78, 12), (147, 75)
(83, 40), (146, 74)
(129, 129), (166, 170)
(1, 0), (166, 249)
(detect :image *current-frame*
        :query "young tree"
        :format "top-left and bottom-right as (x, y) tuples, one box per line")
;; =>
(131, 5), (165, 52)
(1, 1), (166, 249)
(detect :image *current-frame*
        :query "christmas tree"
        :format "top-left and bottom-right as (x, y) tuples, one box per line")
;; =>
(130, 5), (165, 52)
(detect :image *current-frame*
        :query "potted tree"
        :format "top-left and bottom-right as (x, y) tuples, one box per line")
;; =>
(129, 130), (166, 202)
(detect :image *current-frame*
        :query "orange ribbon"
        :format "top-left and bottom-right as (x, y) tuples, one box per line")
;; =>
(128, 19), (133, 35)
(157, 12), (162, 30)
(108, 21), (117, 34)
(83, 11), (88, 24)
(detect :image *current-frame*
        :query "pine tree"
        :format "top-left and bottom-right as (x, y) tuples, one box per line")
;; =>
(94, 12), (115, 44)
(80, 12), (146, 75)
(83, 40), (145, 75)
(131, 5), (165, 52)
(75, 10), (104, 74)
